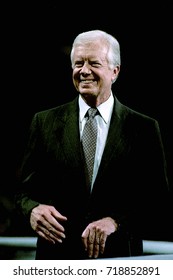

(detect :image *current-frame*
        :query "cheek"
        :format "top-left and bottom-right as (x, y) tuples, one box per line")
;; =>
(72, 75), (79, 90)
(72, 68), (78, 76)
(72, 70), (79, 82)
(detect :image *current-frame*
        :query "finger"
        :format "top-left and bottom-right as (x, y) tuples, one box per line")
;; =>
(99, 233), (107, 254)
(93, 243), (100, 258)
(51, 208), (68, 222)
(93, 229), (101, 258)
(95, 228), (101, 245)
(87, 229), (95, 258)
(81, 228), (90, 250)
(46, 215), (66, 233)
(37, 221), (66, 242)
(37, 224), (65, 243)
(37, 230), (56, 244)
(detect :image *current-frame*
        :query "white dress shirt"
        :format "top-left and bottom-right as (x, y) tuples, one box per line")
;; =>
(79, 93), (114, 190)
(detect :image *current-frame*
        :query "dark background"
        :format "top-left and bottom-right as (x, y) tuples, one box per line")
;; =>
(1, 1), (172, 239)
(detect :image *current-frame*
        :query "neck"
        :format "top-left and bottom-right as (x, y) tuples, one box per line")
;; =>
(81, 92), (111, 107)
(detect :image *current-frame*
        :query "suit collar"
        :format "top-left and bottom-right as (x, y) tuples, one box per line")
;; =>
(78, 93), (114, 124)
(92, 96), (129, 189)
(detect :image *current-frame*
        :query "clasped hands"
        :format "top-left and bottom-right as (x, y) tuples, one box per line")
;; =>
(30, 204), (118, 258)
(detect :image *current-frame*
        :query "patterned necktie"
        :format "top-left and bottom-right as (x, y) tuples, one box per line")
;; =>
(82, 108), (98, 191)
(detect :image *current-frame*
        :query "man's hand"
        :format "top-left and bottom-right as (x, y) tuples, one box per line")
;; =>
(81, 217), (119, 258)
(30, 204), (67, 244)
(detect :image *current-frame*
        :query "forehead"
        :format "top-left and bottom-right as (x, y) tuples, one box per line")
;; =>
(73, 41), (108, 60)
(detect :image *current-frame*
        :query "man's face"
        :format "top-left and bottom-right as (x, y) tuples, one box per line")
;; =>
(72, 41), (119, 104)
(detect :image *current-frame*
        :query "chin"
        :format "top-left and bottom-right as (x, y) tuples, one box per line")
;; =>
(81, 92), (95, 98)
(81, 93), (98, 102)
(80, 90), (97, 96)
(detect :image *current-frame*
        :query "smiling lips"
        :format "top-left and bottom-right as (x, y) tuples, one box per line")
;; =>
(80, 80), (95, 84)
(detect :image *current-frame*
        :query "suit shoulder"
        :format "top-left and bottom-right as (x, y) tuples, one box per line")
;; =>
(33, 98), (78, 120)
(114, 97), (159, 133)
(121, 102), (158, 125)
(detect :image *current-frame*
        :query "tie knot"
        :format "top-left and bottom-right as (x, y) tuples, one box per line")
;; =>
(87, 108), (97, 118)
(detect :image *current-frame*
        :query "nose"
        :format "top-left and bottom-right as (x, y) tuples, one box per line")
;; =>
(80, 62), (91, 74)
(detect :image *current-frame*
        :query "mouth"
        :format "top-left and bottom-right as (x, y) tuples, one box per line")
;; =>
(80, 79), (95, 84)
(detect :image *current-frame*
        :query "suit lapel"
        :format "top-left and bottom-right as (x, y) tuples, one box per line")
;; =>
(94, 97), (128, 184)
(54, 98), (83, 168)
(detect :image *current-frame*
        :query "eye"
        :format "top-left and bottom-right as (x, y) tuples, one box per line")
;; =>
(91, 62), (101, 68)
(74, 61), (84, 68)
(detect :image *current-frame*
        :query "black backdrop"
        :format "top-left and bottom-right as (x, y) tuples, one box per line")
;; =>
(2, 1), (173, 238)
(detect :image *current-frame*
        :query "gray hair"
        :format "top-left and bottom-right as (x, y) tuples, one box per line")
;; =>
(70, 30), (121, 70)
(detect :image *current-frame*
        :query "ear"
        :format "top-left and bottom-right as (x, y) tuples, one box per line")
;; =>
(112, 66), (120, 83)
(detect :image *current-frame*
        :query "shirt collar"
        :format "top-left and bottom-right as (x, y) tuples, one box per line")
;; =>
(79, 93), (114, 124)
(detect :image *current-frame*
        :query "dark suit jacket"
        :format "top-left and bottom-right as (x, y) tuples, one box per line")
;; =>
(16, 95), (169, 259)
